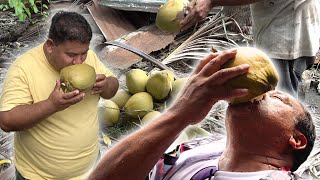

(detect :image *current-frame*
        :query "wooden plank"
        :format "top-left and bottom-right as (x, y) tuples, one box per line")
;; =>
(104, 24), (176, 69)
(87, 0), (137, 41)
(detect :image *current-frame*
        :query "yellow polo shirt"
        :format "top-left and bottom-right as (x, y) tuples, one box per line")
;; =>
(0, 44), (114, 179)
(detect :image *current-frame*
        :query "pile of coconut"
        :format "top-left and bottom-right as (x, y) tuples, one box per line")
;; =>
(100, 69), (188, 127)
(97, 47), (280, 147)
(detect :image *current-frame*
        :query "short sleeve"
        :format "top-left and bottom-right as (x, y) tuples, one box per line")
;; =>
(90, 51), (115, 78)
(0, 64), (33, 111)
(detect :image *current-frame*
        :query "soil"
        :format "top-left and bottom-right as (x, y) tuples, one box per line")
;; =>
(1, 1), (320, 176)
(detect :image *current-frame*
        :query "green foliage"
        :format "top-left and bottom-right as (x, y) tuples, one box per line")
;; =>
(0, 4), (10, 11)
(2, 0), (50, 21)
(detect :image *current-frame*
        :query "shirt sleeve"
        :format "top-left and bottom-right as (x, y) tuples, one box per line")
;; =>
(0, 64), (33, 112)
(90, 50), (115, 78)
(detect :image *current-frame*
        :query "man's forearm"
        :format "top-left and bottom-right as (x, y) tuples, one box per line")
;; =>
(100, 76), (119, 99)
(88, 109), (189, 180)
(0, 100), (57, 132)
(212, 0), (260, 6)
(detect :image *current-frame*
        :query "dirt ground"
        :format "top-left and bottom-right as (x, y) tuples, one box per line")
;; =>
(1, 2), (320, 176)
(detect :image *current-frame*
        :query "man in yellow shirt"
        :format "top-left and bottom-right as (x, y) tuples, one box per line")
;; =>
(0, 11), (119, 179)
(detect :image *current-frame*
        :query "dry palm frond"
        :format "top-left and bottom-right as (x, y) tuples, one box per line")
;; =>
(162, 10), (249, 65)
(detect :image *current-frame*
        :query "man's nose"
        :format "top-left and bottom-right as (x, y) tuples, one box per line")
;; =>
(72, 55), (82, 65)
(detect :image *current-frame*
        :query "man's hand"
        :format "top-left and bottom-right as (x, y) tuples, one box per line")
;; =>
(48, 80), (85, 111)
(91, 74), (108, 95)
(180, 0), (213, 31)
(93, 75), (119, 99)
(169, 49), (250, 125)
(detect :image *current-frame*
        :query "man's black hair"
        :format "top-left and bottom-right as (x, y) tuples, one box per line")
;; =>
(48, 11), (92, 45)
(292, 106), (316, 171)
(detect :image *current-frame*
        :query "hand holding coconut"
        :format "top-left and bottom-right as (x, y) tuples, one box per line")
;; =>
(91, 74), (119, 99)
(168, 49), (250, 125)
(180, 0), (213, 31)
(60, 64), (119, 99)
(91, 74), (107, 95)
(48, 80), (85, 111)
(155, 0), (213, 32)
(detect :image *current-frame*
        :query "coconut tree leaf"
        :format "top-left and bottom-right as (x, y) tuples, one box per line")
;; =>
(161, 10), (249, 65)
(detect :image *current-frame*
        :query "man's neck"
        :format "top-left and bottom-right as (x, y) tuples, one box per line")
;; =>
(218, 148), (292, 172)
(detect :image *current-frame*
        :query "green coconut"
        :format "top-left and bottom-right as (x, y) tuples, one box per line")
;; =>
(162, 70), (175, 83)
(101, 100), (120, 126)
(222, 47), (279, 104)
(156, 0), (189, 32)
(110, 89), (132, 109)
(146, 70), (172, 101)
(167, 126), (211, 153)
(185, 125), (212, 139)
(60, 64), (96, 93)
(124, 92), (154, 118)
(126, 69), (149, 94)
(166, 130), (189, 153)
(141, 111), (162, 126)
(170, 77), (188, 100)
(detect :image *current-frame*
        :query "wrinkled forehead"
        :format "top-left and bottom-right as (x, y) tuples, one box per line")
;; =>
(267, 90), (303, 109)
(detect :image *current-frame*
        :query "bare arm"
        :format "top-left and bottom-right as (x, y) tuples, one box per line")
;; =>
(211, 0), (260, 6)
(88, 49), (250, 179)
(88, 109), (189, 179)
(0, 80), (85, 132)
(0, 100), (56, 132)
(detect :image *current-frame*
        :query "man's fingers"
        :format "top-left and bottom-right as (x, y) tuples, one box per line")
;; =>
(62, 93), (85, 105)
(194, 53), (219, 74)
(223, 88), (249, 100)
(91, 90), (103, 95)
(180, 17), (198, 32)
(209, 64), (250, 85)
(200, 49), (237, 77)
(96, 74), (106, 81)
(55, 80), (61, 91)
(63, 90), (81, 99)
(180, 4), (195, 30)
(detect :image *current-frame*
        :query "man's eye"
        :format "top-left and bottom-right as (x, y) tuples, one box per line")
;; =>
(273, 95), (283, 101)
(68, 54), (76, 57)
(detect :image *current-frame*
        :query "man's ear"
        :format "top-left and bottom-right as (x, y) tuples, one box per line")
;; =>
(288, 133), (307, 150)
(45, 39), (55, 53)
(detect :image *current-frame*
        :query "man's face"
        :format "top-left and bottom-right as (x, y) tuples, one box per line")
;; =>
(226, 90), (305, 150)
(47, 40), (90, 71)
